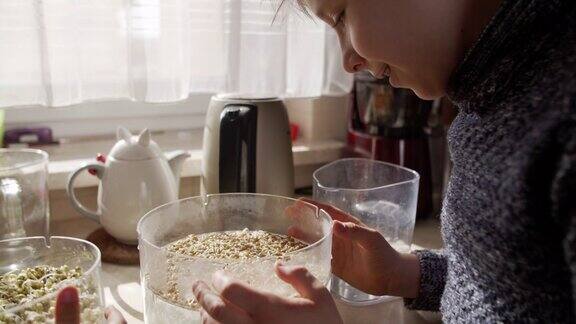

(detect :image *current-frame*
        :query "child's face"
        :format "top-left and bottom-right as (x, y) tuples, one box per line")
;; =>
(307, 0), (460, 99)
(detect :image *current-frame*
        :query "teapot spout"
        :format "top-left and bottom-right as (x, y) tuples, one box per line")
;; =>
(166, 150), (190, 192)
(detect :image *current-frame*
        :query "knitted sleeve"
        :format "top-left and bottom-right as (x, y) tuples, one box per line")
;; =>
(551, 120), (576, 314)
(565, 209), (576, 315)
(403, 249), (447, 311)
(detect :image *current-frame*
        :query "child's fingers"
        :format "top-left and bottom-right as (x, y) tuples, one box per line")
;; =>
(55, 287), (80, 324)
(300, 198), (363, 225)
(333, 221), (384, 250)
(287, 225), (314, 243)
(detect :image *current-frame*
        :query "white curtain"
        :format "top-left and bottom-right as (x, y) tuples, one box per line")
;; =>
(0, 0), (352, 108)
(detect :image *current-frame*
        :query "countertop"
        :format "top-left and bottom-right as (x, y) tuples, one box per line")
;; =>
(51, 217), (443, 324)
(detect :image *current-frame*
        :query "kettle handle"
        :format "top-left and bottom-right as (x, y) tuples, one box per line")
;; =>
(66, 163), (104, 222)
(219, 104), (257, 193)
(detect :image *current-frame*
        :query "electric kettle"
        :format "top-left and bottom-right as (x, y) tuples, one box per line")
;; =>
(201, 94), (294, 196)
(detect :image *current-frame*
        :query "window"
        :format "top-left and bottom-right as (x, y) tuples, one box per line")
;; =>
(0, 0), (351, 137)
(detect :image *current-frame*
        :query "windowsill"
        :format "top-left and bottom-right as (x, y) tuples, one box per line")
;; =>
(40, 128), (346, 190)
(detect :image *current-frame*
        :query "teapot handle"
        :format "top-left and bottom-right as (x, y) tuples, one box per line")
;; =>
(66, 163), (104, 222)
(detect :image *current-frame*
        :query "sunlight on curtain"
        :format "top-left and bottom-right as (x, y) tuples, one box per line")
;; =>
(0, 0), (351, 108)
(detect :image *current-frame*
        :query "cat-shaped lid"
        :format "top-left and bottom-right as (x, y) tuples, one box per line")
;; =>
(108, 127), (163, 161)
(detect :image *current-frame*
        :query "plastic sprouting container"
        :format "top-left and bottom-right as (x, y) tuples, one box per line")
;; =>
(313, 158), (419, 305)
(0, 236), (104, 323)
(138, 193), (332, 323)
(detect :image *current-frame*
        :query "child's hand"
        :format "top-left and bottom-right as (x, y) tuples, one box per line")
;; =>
(56, 286), (126, 324)
(192, 264), (343, 324)
(293, 199), (420, 298)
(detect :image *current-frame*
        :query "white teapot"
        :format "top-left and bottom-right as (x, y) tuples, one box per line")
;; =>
(67, 127), (190, 244)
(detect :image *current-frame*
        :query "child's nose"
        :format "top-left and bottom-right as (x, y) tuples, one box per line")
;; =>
(343, 49), (367, 73)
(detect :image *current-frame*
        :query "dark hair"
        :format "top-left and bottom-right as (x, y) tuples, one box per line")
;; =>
(274, 0), (312, 23)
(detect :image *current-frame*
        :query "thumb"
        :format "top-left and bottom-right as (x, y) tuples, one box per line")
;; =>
(275, 263), (330, 301)
(333, 220), (384, 250)
(55, 286), (80, 324)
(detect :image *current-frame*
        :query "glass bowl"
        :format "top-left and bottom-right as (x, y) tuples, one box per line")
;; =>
(0, 236), (104, 323)
(138, 193), (332, 323)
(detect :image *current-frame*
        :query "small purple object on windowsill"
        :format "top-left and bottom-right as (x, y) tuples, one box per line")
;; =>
(3, 127), (58, 148)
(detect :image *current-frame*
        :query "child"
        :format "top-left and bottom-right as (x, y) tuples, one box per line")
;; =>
(193, 0), (576, 322)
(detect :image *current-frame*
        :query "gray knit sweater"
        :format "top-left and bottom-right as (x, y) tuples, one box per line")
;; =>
(405, 0), (576, 322)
